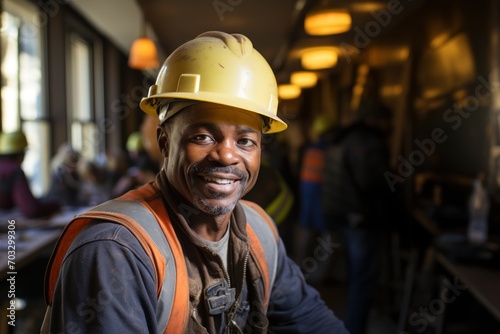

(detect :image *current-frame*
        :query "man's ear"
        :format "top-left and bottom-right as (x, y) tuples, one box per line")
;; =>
(157, 125), (169, 158)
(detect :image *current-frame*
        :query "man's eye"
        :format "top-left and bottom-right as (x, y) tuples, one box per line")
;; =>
(193, 135), (213, 143)
(239, 138), (256, 147)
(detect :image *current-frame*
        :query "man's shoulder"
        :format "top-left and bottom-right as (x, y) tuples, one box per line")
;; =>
(68, 220), (147, 256)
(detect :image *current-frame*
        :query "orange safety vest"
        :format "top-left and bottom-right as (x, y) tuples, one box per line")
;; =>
(300, 146), (326, 183)
(41, 183), (279, 333)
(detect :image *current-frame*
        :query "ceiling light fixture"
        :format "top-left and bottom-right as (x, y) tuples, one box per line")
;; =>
(301, 47), (338, 70)
(304, 7), (351, 35)
(278, 84), (302, 100)
(291, 71), (318, 88)
(128, 19), (159, 70)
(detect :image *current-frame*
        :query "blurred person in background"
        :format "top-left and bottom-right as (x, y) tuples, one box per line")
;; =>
(243, 156), (295, 240)
(77, 159), (110, 206)
(0, 130), (60, 218)
(293, 115), (336, 282)
(322, 98), (394, 334)
(111, 131), (159, 197)
(46, 143), (81, 207)
(126, 131), (158, 170)
(140, 115), (163, 166)
(105, 150), (130, 191)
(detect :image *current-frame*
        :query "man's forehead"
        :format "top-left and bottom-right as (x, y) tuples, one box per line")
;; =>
(179, 103), (264, 132)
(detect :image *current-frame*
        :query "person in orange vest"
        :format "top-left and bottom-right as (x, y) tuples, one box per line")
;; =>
(293, 115), (334, 271)
(42, 32), (348, 334)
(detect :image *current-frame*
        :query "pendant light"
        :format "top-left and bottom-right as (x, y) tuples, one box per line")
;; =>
(128, 19), (159, 70)
(301, 47), (338, 70)
(291, 71), (318, 88)
(278, 84), (301, 100)
(304, 1), (351, 35)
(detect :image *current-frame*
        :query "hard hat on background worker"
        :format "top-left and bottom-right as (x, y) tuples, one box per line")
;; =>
(140, 31), (288, 134)
(126, 132), (145, 153)
(312, 114), (334, 137)
(0, 130), (28, 155)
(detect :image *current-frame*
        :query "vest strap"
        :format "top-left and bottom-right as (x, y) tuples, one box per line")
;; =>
(241, 200), (279, 308)
(44, 198), (176, 333)
(81, 200), (176, 333)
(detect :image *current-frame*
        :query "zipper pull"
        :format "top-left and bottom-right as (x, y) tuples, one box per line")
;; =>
(224, 303), (238, 334)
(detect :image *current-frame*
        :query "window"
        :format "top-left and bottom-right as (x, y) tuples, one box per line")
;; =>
(1, 0), (49, 196)
(67, 31), (104, 162)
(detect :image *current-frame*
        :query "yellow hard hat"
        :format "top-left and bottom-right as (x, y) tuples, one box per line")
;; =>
(140, 31), (287, 134)
(0, 130), (28, 155)
(312, 114), (334, 136)
(126, 132), (145, 152)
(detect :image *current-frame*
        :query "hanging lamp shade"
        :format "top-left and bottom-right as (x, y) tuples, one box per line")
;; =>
(278, 84), (301, 100)
(291, 71), (318, 88)
(304, 8), (351, 35)
(128, 37), (159, 69)
(301, 47), (338, 70)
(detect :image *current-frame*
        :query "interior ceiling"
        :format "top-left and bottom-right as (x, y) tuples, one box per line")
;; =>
(72, 0), (428, 80)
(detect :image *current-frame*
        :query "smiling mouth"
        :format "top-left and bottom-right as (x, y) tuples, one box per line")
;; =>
(202, 176), (238, 184)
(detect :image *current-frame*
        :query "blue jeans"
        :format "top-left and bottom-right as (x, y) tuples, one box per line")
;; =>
(299, 182), (327, 231)
(340, 226), (380, 334)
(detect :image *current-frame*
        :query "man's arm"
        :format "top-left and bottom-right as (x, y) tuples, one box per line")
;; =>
(48, 222), (158, 333)
(267, 239), (349, 334)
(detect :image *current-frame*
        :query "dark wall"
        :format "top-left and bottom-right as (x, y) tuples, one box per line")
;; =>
(401, 0), (491, 178)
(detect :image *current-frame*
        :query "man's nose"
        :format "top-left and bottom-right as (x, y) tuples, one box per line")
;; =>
(208, 140), (240, 165)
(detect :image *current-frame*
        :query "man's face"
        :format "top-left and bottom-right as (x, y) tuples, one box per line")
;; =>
(159, 103), (263, 216)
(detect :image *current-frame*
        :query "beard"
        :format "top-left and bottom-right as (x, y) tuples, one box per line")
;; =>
(189, 164), (249, 216)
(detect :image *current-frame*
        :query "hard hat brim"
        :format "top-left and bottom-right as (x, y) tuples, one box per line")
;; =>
(140, 92), (288, 134)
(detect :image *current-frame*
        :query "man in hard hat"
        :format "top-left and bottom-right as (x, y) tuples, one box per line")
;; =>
(0, 130), (60, 218)
(43, 32), (348, 334)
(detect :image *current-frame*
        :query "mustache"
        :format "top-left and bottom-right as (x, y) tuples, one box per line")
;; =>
(190, 164), (248, 180)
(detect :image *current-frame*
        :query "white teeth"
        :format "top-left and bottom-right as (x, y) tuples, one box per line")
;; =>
(203, 176), (234, 184)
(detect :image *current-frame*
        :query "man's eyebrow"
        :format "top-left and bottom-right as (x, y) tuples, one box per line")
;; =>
(185, 122), (261, 135)
(235, 125), (261, 136)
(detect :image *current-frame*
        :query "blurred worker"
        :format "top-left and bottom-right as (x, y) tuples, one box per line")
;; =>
(111, 131), (159, 197)
(43, 31), (348, 334)
(46, 143), (81, 206)
(322, 98), (393, 334)
(140, 115), (163, 166)
(0, 130), (60, 218)
(77, 159), (110, 206)
(293, 115), (334, 279)
(243, 157), (295, 229)
(126, 131), (146, 162)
